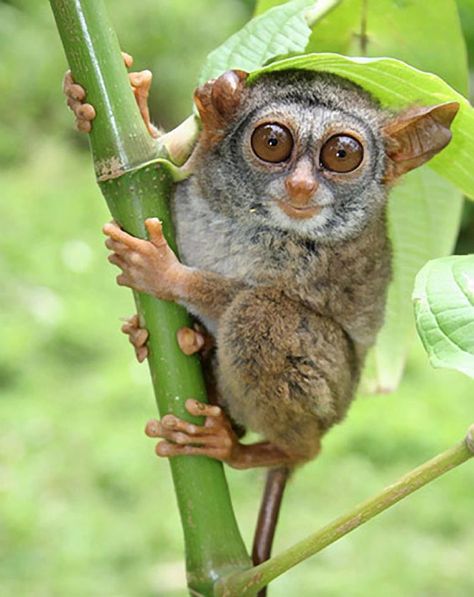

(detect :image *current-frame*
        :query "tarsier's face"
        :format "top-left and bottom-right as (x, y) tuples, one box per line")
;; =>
(195, 72), (388, 242)
(193, 70), (457, 243)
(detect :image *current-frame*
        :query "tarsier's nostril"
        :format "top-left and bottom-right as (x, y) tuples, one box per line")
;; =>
(285, 171), (319, 205)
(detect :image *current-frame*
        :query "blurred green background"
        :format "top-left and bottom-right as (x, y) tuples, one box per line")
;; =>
(0, 1), (473, 595)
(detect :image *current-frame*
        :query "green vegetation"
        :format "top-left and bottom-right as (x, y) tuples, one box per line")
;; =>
(0, 1), (473, 595)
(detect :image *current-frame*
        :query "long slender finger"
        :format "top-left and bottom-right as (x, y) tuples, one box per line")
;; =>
(129, 70), (160, 138)
(185, 399), (222, 419)
(146, 419), (193, 442)
(156, 442), (225, 459)
(66, 96), (81, 112)
(76, 103), (96, 121)
(161, 414), (217, 437)
(129, 313), (140, 327)
(105, 238), (128, 253)
(121, 321), (139, 334)
(63, 70), (86, 101)
(63, 70), (73, 91)
(108, 253), (126, 269)
(122, 51), (133, 69)
(144, 218), (166, 248)
(116, 273), (132, 287)
(128, 327), (149, 348)
(129, 70), (152, 93)
(145, 419), (162, 437)
(76, 119), (92, 133)
(102, 222), (143, 250)
(121, 315), (144, 334)
(136, 346), (148, 363)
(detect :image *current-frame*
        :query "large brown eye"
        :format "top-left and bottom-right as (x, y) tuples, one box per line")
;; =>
(251, 123), (293, 163)
(320, 135), (364, 173)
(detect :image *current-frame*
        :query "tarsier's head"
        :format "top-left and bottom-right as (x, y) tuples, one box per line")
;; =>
(192, 69), (458, 243)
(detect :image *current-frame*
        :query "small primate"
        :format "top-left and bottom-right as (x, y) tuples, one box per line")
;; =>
(65, 56), (458, 591)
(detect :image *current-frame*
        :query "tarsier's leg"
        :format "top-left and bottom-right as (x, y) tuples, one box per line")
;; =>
(63, 52), (159, 137)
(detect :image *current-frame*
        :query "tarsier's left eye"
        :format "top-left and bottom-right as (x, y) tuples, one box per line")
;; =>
(251, 123), (294, 163)
(320, 135), (364, 173)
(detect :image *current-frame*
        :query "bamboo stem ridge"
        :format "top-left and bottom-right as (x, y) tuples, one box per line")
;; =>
(217, 427), (474, 596)
(49, 1), (250, 594)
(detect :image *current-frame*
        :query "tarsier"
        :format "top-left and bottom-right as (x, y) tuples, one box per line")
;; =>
(65, 53), (458, 590)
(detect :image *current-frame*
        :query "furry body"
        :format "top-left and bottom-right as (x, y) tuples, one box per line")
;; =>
(172, 71), (392, 460)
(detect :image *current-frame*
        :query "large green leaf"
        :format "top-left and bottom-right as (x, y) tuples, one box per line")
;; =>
(306, 0), (468, 94)
(199, 0), (343, 83)
(413, 255), (474, 378)
(254, 0), (288, 16)
(254, 0), (342, 24)
(198, 0), (314, 84)
(363, 171), (463, 392)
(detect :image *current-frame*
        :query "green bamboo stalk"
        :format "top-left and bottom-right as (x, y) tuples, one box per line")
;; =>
(216, 425), (474, 596)
(49, 1), (251, 594)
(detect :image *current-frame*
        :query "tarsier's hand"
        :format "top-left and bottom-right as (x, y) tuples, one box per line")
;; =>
(121, 314), (149, 363)
(122, 313), (210, 363)
(103, 218), (190, 301)
(63, 52), (159, 137)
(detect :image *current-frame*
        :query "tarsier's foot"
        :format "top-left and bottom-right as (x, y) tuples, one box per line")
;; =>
(145, 399), (244, 466)
(122, 313), (211, 361)
(63, 52), (159, 137)
(145, 400), (298, 470)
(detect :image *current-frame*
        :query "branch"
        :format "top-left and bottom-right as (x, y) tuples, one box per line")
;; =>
(217, 425), (474, 596)
(49, 1), (250, 594)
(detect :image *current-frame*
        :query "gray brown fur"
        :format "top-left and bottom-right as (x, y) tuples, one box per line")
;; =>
(172, 71), (393, 462)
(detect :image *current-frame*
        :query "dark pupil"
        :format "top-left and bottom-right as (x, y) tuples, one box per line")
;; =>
(336, 149), (347, 159)
(268, 138), (278, 147)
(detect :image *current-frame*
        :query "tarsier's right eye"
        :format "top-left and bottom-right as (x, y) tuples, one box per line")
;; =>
(251, 123), (294, 163)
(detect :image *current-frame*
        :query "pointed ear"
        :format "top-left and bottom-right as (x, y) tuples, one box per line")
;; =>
(193, 70), (249, 147)
(382, 101), (460, 183)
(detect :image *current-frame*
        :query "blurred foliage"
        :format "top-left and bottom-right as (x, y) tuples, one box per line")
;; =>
(0, 1), (473, 596)
(0, 0), (251, 165)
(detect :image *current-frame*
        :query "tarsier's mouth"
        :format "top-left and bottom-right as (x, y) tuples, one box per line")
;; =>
(275, 200), (322, 220)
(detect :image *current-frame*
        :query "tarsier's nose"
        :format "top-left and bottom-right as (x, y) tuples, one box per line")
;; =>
(284, 159), (319, 206)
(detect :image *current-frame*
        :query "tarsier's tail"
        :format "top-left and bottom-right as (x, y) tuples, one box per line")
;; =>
(252, 466), (292, 597)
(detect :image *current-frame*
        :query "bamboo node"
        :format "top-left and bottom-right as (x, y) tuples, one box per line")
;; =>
(96, 156), (126, 181)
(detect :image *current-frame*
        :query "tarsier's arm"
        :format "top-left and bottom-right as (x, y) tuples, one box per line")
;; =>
(104, 218), (246, 321)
